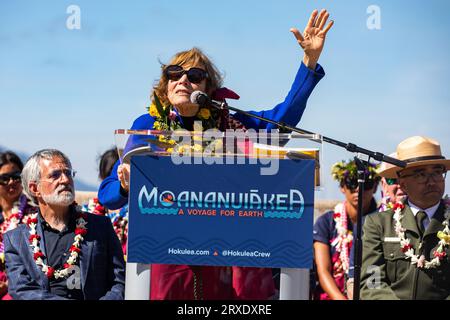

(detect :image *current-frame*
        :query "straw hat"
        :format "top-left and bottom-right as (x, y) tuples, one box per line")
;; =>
(379, 136), (450, 178)
(377, 152), (397, 177)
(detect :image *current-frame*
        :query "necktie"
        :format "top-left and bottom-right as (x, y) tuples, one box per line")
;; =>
(415, 211), (427, 236)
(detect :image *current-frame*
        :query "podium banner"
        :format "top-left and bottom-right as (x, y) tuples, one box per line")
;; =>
(127, 155), (315, 268)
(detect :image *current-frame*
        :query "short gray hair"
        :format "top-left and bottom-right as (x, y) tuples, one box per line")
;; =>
(22, 149), (72, 205)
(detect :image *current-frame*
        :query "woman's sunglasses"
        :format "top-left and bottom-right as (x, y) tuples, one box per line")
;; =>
(164, 65), (208, 84)
(0, 171), (21, 186)
(344, 179), (376, 192)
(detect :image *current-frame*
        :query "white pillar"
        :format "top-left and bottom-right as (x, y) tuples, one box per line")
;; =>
(125, 263), (151, 300)
(279, 268), (309, 300)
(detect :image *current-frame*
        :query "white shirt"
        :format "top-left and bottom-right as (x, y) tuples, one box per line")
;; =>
(408, 200), (440, 230)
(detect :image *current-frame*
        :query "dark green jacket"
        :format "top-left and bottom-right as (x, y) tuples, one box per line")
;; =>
(360, 201), (450, 300)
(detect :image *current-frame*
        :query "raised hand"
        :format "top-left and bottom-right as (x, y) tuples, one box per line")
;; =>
(290, 9), (334, 69)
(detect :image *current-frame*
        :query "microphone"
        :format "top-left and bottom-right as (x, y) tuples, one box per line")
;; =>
(190, 90), (209, 107)
(190, 91), (226, 109)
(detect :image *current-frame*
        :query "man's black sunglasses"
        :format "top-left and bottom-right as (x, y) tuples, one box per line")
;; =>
(385, 178), (398, 185)
(0, 171), (21, 186)
(164, 65), (208, 84)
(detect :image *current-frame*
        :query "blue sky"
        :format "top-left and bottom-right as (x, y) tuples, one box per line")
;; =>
(1, 0), (449, 200)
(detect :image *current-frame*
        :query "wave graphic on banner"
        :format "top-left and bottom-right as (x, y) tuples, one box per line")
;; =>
(139, 208), (178, 215)
(264, 211), (303, 219)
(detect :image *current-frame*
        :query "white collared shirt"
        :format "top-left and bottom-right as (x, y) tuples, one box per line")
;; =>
(408, 200), (440, 230)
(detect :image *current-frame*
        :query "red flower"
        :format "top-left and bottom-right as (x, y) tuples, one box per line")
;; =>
(29, 234), (40, 243)
(401, 244), (412, 252)
(433, 251), (446, 259)
(78, 212), (88, 220)
(95, 204), (104, 211)
(393, 203), (405, 211)
(33, 251), (44, 260)
(46, 267), (55, 279)
(63, 263), (71, 269)
(69, 245), (81, 254)
(75, 228), (87, 236)
(27, 217), (38, 225)
(10, 213), (20, 220)
(333, 213), (341, 219)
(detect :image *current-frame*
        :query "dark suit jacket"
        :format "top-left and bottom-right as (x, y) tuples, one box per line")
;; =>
(4, 210), (125, 300)
(360, 201), (450, 300)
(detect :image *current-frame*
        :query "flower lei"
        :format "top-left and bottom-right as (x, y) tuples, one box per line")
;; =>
(1, 195), (37, 266)
(1, 195), (36, 233)
(27, 210), (88, 279)
(149, 93), (219, 131)
(379, 197), (395, 212)
(5, 208), (21, 232)
(82, 197), (106, 216)
(330, 202), (353, 276)
(148, 93), (224, 154)
(393, 196), (450, 269)
(1, 208), (22, 267)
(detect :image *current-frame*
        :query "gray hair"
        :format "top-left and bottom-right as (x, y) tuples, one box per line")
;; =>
(22, 149), (72, 205)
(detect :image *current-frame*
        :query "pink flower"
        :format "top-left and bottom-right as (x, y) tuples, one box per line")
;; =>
(433, 251), (446, 259)
(417, 255), (426, 268)
(168, 111), (177, 121)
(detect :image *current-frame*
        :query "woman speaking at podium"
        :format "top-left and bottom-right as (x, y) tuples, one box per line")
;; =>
(98, 9), (333, 300)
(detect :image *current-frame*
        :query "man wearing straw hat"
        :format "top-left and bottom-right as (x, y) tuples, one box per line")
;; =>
(360, 136), (450, 300)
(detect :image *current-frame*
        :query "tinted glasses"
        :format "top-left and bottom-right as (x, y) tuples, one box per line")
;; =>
(0, 171), (21, 186)
(344, 178), (376, 192)
(399, 168), (446, 184)
(41, 169), (76, 183)
(164, 65), (208, 84)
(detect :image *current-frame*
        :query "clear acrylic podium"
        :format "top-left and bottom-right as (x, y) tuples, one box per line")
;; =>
(114, 128), (323, 300)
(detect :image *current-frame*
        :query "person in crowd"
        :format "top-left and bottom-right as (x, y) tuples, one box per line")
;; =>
(4, 149), (125, 300)
(346, 153), (407, 298)
(98, 9), (334, 300)
(83, 147), (128, 256)
(83, 147), (118, 216)
(98, 147), (120, 181)
(361, 136), (450, 299)
(313, 159), (380, 300)
(378, 153), (406, 211)
(0, 151), (37, 300)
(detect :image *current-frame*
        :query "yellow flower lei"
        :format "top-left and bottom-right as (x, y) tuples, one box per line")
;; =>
(147, 93), (221, 155)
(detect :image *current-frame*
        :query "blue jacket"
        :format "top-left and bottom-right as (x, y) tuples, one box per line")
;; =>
(99, 62), (325, 209)
(4, 211), (125, 300)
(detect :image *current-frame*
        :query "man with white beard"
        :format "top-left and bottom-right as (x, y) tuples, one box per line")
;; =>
(3, 149), (125, 300)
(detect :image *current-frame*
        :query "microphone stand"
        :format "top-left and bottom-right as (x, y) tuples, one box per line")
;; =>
(209, 99), (406, 300)
(353, 157), (366, 301)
